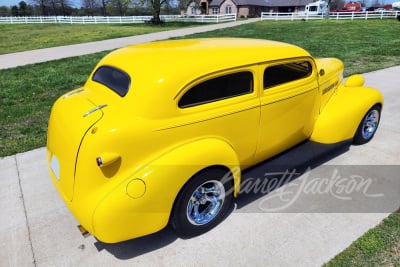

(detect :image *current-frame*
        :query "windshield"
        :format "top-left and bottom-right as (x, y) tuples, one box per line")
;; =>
(92, 66), (130, 97)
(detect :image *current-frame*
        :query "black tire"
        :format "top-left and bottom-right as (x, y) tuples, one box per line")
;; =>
(171, 167), (234, 237)
(353, 105), (381, 145)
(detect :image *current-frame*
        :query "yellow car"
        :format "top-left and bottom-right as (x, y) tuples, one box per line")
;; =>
(46, 38), (383, 243)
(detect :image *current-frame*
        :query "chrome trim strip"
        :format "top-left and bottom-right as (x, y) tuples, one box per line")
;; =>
(83, 104), (108, 117)
(63, 89), (84, 99)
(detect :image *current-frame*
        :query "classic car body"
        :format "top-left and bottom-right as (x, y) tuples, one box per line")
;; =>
(46, 38), (383, 243)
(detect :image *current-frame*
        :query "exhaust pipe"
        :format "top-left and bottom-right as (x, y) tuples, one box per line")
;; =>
(77, 225), (91, 238)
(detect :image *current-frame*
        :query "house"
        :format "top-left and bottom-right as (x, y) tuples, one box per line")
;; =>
(186, 0), (315, 17)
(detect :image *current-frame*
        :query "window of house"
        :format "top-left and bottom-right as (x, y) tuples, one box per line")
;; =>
(226, 5), (232, 14)
(92, 66), (130, 97)
(179, 71), (253, 108)
(191, 7), (196, 14)
(212, 7), (218, 14)
(263, 61), (312, 89)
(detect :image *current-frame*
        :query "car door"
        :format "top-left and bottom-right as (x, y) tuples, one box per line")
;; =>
(254, 59), (320, 163)
(174, 68), (261, 168)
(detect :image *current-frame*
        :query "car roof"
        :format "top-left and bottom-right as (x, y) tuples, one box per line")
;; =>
(98, 38), (311, 79)
(91, 38), (312, 117)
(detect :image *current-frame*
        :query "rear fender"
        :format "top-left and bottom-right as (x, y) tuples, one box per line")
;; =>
(92, 138), (240, 242)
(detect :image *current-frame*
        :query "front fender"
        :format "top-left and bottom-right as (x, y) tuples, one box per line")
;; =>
(311, 84), (383, 144)
(92, 138), (241, 243)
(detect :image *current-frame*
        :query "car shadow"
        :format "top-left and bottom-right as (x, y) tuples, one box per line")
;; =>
(94, 140), (352, 259)
(236, 140), (351, 210)
(94, 227), (178, 259)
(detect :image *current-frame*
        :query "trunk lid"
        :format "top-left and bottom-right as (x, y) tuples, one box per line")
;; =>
(47, 89), (104, 201)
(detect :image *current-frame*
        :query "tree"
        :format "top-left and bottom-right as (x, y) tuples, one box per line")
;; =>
(30, 0), (72, 15)
(30, 0), (49, 15)
(11, 5), (19, 15)
(0, 6), (11, 16)
(82, 0), (98, 15)
(59, 0), (71, 16)
(141, 0), (169, 24)
(108, 0), (130, 16)
(49, 0), (58, 15)
(100, 0), (109, 16)
(19, 1), (27, 15)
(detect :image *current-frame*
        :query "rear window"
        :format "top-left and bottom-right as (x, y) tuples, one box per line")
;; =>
(92, 66), (130, 97)
(179, 71), (253, 108)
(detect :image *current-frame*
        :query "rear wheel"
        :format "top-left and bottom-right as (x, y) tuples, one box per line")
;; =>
(353, 105), (381, 145)
(171, 168), (233, 237)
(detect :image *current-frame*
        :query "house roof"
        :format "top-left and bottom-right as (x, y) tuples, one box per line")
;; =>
(209, 0), (313, 7)
(209, 0), (225, 6)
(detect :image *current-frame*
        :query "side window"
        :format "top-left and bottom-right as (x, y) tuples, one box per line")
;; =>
(263, 61), (312, 89)
(179, 71), (253, 108)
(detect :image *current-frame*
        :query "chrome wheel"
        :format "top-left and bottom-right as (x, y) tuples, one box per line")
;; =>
(361, 109), (380, 140)
(354, 105), (381, 145)
(171, 168), (233, 237)
(186, 180), (225, 226)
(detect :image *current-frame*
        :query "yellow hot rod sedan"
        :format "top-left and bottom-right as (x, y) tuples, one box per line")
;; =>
(47, 38), (383, 243)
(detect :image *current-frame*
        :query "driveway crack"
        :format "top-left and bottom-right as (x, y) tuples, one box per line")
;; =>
(15, 155), (37, 267)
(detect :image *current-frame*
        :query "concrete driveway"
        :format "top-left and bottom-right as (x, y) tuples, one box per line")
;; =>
(1, 65), (399, 267)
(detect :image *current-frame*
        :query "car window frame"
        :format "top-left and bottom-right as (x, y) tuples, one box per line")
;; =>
(262, 59), (314, 90)
(177, 70), (255, 109)
(92, 65), (131, 97)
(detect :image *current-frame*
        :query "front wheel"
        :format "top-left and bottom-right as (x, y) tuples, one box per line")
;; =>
(353, 105), (381, 145)
(171, 168), (234, 237)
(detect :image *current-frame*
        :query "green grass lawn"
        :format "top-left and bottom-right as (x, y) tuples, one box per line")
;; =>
(324, 212), (400, 267)
(0, 52), (108, 155)
(175, 19), (400, 76)
(0, 22), (199, 54)
(0, 18), (399, 266)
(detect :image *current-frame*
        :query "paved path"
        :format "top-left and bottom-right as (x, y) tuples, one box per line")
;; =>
(1, 66), (399, 267)
(0, 18), (258, 69)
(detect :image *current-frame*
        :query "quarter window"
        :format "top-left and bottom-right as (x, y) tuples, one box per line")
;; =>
(179, 71), (253, 108)
(263, 61), (312, 89)
(92, 66), (130, 97)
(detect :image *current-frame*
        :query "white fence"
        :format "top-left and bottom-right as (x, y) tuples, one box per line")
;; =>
(261, 11), (399, 21)
(0, 14), (237, 24)
(328, 11), (399, 20)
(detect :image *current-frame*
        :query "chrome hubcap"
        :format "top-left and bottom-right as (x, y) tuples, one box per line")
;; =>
(186, 180), (225, 225)
(361, 109), (379, 140)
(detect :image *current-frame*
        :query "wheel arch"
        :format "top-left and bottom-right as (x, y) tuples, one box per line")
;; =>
(168, 164), (235, 222)
(353, 103), (382, 145)
(311, 85), (383, 144)
(91, 137), (241, 242)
